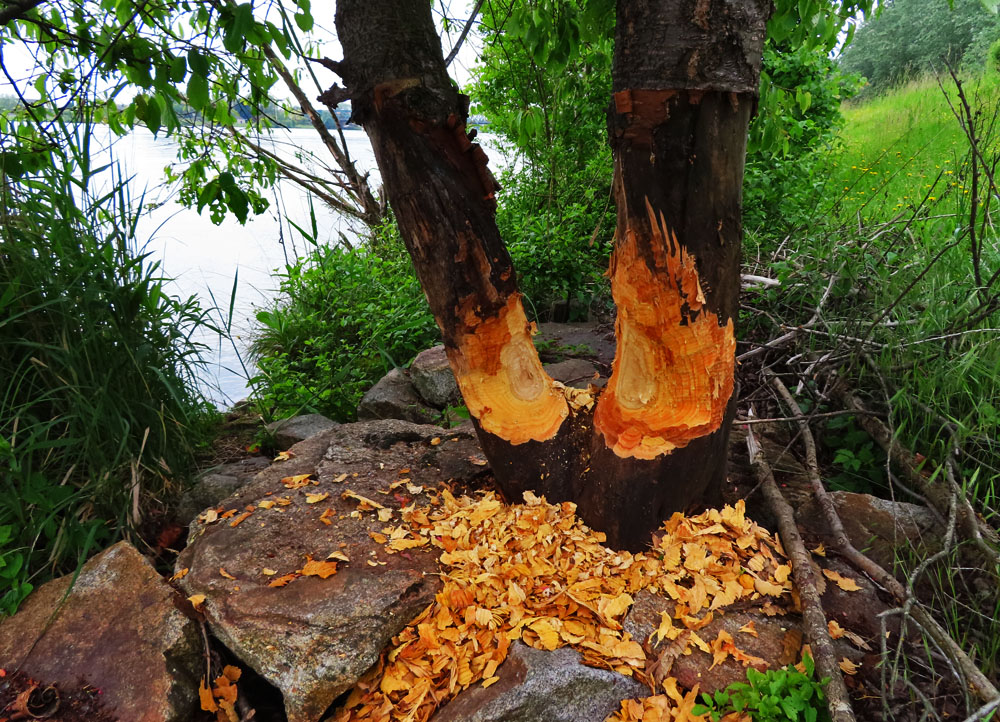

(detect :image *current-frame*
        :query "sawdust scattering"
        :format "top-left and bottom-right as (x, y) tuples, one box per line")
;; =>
(333, 490), (805, 722)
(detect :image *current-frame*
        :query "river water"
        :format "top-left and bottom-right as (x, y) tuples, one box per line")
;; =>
(101, 126), (505, 407)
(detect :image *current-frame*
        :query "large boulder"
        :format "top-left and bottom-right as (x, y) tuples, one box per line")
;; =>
(176, 455), (272, 524)
(358, 367), (438, 424)
(410, 346), (461, 408)
(177, 420), (491, 722)
(430, 642), (646, 722)
(0, 542), (201, 722)
(266, 413), (340, 450)
(797, 492), (941, 575)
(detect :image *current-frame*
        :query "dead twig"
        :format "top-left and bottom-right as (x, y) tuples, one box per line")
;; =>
(767, 371), (1000, 704)
(745, 411), (856, 722)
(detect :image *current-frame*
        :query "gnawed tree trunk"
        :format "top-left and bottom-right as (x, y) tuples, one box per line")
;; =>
(333, 0), (769, 550)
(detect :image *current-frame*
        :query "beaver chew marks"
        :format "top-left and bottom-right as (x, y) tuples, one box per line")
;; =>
(447, 295), (569, 444)
(594, 198), (735, 459)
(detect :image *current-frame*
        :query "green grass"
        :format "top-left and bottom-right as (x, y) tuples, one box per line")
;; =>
(826, 74), (998, 219)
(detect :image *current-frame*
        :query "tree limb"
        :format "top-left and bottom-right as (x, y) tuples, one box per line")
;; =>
(0, 0), (46, 27)
(443, 0), (485, 67)
(746, 413), (856, 722)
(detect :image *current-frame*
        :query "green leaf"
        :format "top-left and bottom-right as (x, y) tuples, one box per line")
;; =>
(294, 10), (313, 32)
(187, 73), (209, 111)
(187, 48), (209, 76)
(223, 3), (254, 52)
(170, 54), (187, 83)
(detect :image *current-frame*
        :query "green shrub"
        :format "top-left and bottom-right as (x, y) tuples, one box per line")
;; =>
(497, 161), (614, 321)
(990, 37), (1000, 74)
(692, 655), (830, 722)
(0, 120), (216, 615)
(250, 221), (439, 422)
(744, 44), (862, 233)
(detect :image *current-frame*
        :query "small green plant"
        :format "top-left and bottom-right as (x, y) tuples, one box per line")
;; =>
(692, 655), (830, 722)
(822, 416), (885, 495)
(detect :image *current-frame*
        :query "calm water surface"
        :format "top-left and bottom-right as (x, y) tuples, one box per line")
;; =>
(101, 127), (505, 407)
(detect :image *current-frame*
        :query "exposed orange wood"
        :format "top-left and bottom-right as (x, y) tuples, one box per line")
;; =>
(447, 295), (569, 444)
(594, 198), (735, 459)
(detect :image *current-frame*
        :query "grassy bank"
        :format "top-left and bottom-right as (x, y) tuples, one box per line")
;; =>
(743, 71), (1000, 680)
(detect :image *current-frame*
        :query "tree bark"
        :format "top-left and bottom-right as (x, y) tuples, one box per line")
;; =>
(333, 0), (769, 550)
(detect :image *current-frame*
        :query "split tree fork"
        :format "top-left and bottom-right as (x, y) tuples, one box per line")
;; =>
(331, 0), (770, 550)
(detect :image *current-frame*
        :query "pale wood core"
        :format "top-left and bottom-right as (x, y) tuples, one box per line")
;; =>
(447, 294), (569, 444)
(594, 198), (735, 459)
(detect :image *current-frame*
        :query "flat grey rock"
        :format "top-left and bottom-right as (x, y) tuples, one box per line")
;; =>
(177, 456), (272, 524)
(178, 420), (489, 722)
(358, 367), (438, 424)
(266, 413), (340, 450)
(431, 642), (646, 722)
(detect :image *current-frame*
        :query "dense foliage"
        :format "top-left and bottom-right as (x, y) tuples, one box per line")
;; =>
(251, 222), (439, 422)
(0, 119), (215, 615)
(838, 0), (1000, 93)
(470, 0), (615, 320)
(745, 44), (864, 230)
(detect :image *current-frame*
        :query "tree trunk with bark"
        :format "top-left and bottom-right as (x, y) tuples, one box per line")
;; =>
(332, 0), (769, 550)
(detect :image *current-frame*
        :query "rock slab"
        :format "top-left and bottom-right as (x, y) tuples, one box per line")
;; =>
(798, 491), (941, 574)
(266, 413), (340, 450)
(0, 541), (201, 722)
(177, 455), (272, 524)
(431, 642), (646, 722)
(178, 421), (490, 722)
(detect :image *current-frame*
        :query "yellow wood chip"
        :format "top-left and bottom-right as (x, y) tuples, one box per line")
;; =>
(823, 568), (862, 591)
(839, 658), (859, 675)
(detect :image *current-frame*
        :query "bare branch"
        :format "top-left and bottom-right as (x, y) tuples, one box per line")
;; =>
(746, 412), (857, 722)
(769, 371), (1000, 704)
(444, 0), (485, 67)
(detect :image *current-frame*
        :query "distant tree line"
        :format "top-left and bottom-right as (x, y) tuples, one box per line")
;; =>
(838, 0), (1000, 93)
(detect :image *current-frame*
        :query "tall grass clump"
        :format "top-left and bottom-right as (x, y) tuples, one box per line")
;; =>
(251, 218), (440, 422)
(0, 118), (216, 615)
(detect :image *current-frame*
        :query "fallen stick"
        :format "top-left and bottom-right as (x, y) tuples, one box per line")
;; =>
(767, 371), (1000, 704)
(745, 413), (856, 722)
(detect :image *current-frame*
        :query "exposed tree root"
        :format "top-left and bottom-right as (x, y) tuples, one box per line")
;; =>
(768, 371), (1000, 705)
(745, 413), (856, 722)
